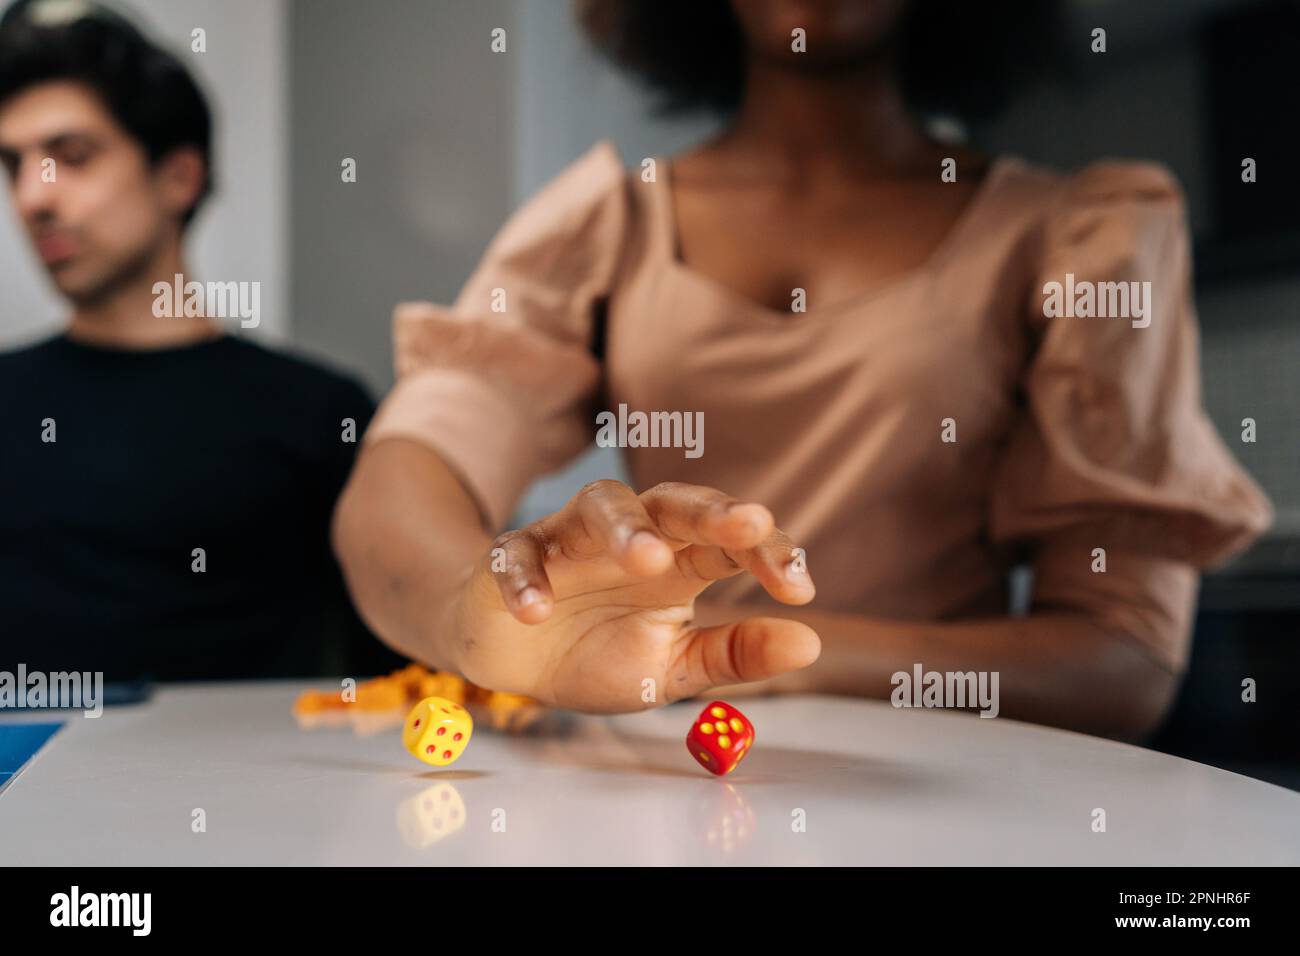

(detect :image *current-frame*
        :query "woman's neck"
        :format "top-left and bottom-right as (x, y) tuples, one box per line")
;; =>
(721, 57), (933, 178)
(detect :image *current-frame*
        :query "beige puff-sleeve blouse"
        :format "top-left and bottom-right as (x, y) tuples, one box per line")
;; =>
(367, 141), (1273, 673)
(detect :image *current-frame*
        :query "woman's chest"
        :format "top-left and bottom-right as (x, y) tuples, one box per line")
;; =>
(670, 180), (988, 316)
(603, 266), (1030, 489)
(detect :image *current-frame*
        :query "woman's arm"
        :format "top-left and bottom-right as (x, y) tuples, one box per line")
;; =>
(694, 578), (1193, 744)
(332, 438), (491, 670)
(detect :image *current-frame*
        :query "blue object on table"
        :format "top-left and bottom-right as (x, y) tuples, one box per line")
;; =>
(0, 723), (63, 794)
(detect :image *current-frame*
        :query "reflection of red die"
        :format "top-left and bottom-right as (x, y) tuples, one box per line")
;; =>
(687, 701), (754, 776)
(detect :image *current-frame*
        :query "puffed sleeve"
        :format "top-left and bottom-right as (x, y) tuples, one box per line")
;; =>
(365, 141), (630, 530)
(989, 162), (1273, 671)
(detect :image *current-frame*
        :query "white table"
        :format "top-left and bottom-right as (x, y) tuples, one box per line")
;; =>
(2, 682), (1297, 865)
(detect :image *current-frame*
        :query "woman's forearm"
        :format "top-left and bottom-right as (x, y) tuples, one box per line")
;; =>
(695, 602), (1182, 743)
(332, 437), (491, 669)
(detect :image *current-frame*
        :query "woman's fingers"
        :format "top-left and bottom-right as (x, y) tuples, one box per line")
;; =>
(563, 479), (674, 575)
(639, 481), (774, 551)
(737, 529), (816, 603)
(675, 534), (815, 605)
(486, 529), (554, 623)
(640, 482), (814, 603)
(668, 615), (821, 700)
(490, 480), (813, 621)
(491, 480), (673, 620)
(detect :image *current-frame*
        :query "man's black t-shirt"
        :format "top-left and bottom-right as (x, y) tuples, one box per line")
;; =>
(0, 332), (400, 681)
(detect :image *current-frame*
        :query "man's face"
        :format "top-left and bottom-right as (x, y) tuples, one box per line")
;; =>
(0, 80), (179, 305)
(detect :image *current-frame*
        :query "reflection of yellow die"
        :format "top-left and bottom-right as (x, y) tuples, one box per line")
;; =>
(396, 782), (467, 848)
(402, 696), (473, 766)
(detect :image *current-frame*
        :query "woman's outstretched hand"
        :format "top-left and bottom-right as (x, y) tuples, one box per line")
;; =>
(445, 480), (820, 713)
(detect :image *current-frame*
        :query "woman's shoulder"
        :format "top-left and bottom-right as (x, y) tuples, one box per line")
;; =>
(995, 154), (1186, 220)
(537, 139), (628, 199)
(977, 156), (1192, 278)
(494, 140), (630, 248)
(449, 141), (637, 334)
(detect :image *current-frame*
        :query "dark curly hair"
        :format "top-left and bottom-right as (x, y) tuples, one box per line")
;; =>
(578, 0), (1065, 123)
(0, 0), (213, 227)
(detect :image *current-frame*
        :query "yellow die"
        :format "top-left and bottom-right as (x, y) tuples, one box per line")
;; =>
(402, 696), (473, 766)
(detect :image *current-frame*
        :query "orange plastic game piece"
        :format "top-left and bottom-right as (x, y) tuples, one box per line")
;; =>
(418, 671), (468, 705)
(292, 665), (547, 739)
(391, 663), (431, 695)
(476, 690), (546, 732)
(355, 679), (406, 711)
(292, 689), (346, 714)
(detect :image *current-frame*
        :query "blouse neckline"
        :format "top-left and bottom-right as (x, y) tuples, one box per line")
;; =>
(648, 153), (1019, 325)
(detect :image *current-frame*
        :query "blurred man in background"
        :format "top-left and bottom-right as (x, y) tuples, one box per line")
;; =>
(0, 0), (399, 682)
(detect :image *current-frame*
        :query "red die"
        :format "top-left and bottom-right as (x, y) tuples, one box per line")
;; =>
(686, 701), (754, 776)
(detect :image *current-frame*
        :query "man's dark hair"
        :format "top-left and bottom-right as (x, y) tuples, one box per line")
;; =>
(578, 0), (1066, 125)
(0, 0), (213, 226)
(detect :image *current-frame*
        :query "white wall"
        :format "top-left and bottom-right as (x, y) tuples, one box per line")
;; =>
(0, 0), (288, 348)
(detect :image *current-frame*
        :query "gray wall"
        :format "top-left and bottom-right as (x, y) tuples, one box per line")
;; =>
(288, 0), (520, 392)
(1198, 282), (1300, 539)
